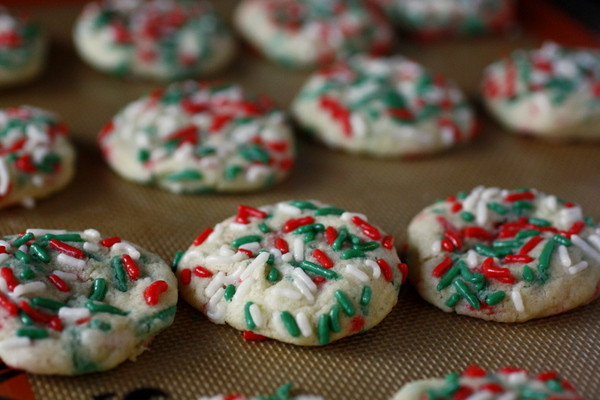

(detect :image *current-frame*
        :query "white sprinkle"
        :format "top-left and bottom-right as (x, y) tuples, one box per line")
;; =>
(57, 253), (86, 269)
(462, 186), (484, 212)
(18, 244), (28, 253)
(249, 304), (263, 328)
(206, 255), (235, 265)
(205, 272), (226, 298)
(238, 242), (260, 253)
(83, 242), (99, 252)
(296, 312), (312, 337)
(0, 253), (9, 264)
(270, 287), (302, 300)
(227, 265), (245, 283)
(12, 282), (46, 297)
(111, 242), (141, 260)
(292, 276), (315, 303)
(206, 223), (223, 243)
(476, 199), (489, 226)
(278, 203), (302, 216)
(206, 302), (226, 324)
(364, 259), (381, 279)
(349, 113), (367, 138)
(58, 307), (91, 323)
(0, 277), (7, 292)
(292, 268), (316, 292)
(209, 287), (225, 308)
(466, 392), (493, 400)
(0, 337), (31, 350)
(596, 227), (600, 236)
(82, 229), (101, 242)
(32, 175), (45, 187)
(219, 245), (235, 257)
(0, 240), (11, 251)
(21, 197), (35, 209)
(558, 245), (571, 267)
(294, 238), (304, 262)
(569, 261), (589, 275)
(571, 235), (600, 263)
(466, 250), (479, 268)
(511, 289), (525, 312)
(497, 392), (518, 400)
(345, 264), (369, 282)
(234, 277), (254, 299)
(269, 248), (282, 259)
(240, 252), (269, 281)
(560, 206), (583, 229)
(507, 371), (529, 385)
(340, 212), (367, 222)
(52, 270), (78, 281)
(431, 240), (442, 254)
(0, 158), (9, 196)
(544, 195), (558, 212)
(26, 229), (68, 236)
(229, 222), (248, 232)
(481, 187), (500, 200)
(271, 311), (287, 336)
(588, 234), (600, 252)
(281, 252), (293, 262)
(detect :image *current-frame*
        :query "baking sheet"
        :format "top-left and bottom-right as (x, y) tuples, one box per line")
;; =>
(1, 1), (599, 399)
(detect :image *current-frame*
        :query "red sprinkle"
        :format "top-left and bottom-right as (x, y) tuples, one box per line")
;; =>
(381, 235), (394, 250)
(463, 227), (493, 241)
(376, 259), (393, 282)
(235, 205), (268, 224)
(181, 269), (192, 285)
(15, 154), (36, 173)
(498, 229), (519, 238)
(194, 266), (213, 278)
(312, 249), (333, 269)
(0, 267), (17, 291)
(349, 315), (365, 332)
(453, 387), (474, 400)
(275, 238), (289, 254)
(0, 292), (18, 316)
(0, 246), (5, 254)
(313, 276), (326, 285)
(238, 248), (253, 257)
(431, 256), (453, 278)
(122, 255), (140, 280)
(481, 257), (515, 284)
(568, 221), (585, 235)
(450, 202), (463, 213)
(48, 274), (70, 292)
(519, 236), (543, 255)
(441, 239), (454, 252)
(193, 228), (213, 246)
(436, 216), (461, 236)
(100, 236), (121, 248)
(504, 254), (534, 264)
(463, 364), (487, 378)
(499, 367), (526, 374)
(20, 301), (52, 323)
(480, 383), (504, 394)
(49, 239), (85, 259)
(49, 317), (63, 332)
(397, 263), (408, 284)
(242, 330), (267, 341)
(351, 216), (381, 240)
(504, 192), (535, 202)
(538, 371), (560, 382)
(144, 280), (169, 306)
(319, 96), (352, 137)
(165, 124), (198, 146)
(282, 216), (315, 233)
(325, 227), (338, 246)
(444, 231), (462, 250)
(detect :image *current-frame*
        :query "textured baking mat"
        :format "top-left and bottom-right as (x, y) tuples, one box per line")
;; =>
(1, 1), (600, 400)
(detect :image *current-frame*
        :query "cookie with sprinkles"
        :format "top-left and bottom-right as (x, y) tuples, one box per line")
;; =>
(482, 42), (600, 139)
(0, 106), (75, 209)
(392, 365), (585, 400)
(98, 80), (295, 193)
(291, 55), (478, 157)
(371, 0), (515, 41)
(198, 383), (325, 400)
(0, 7), (46, 88)
(73, 0), (236, 81)
(407, 186), (600, 322)
(176, 200), (406, 346)
(234, 0), (394, 69)
(0, 228), (177, 375)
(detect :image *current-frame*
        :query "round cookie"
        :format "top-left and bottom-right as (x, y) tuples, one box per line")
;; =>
(407, 186), (600, 322)
(482, 42), (600, 139)
(0, 228), (177, 375)
(0, 106), (75, 209)
(372, 0), (515, 40)
(175, 200), (406, 346)
(234, 0), (394, 69)
(291, 55), (478, 157)
(98, 80), (295, 193)
(199, 383), (325, 400)
(392, 365), (585, 400)
(0, 8), (46, 88)
(73, 0), (236, 81)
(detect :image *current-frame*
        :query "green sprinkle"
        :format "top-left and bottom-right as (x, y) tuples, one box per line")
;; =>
(486, 291), (506, 305)
(239, 144), (270, 164)
(165, 169), (202, 182)
(13, 232), (34, 247)
(457, 260), (473, 281)
(89, 320), (111, 332)
(493, 239), (522, 249)
(332, 227), (349, 251)
(258, 250), (274, 266)
(453, 280), (480, 309)
(244, 302), (256, 330)
(85, 301), (128, 316)
(31, 297), (65, 310)
(280, 311), (300, 337)
(437, 266), (461, 291)
(267, 267), (279, 282)
(274, 383), (293, 400)
(290, 201), (318, 210)
(360, 286), (372, 306)
(232, 235), (262, 249)
(315, 207), (345, 216)
(29, 243), (50, 263)
(225, 165), (243, 181)
(172, 251), (184, 272)
(585, 216), (595, 227)
(516, 230), (540, 240)
(20, 268), (35, 280)
(15, 250), (31, 263)
(258, 223), (271, 234)
(16, 328), (48, 339)
(224, 284), (236, 301)
(474, 244), (500, 258)
(300, 261), (339, 280)
(538, 240), (555, 274)
(341, 249), (366, 260)
(303, 232), (316, 243)
(138, 149), (150, 163)
(445, 293), (462, 308)
(522, 265), (535, 282)
(353, 241), (380, 252)
(292, 223), (324, 234)
(111, 257), (128, 292)
(89, 278), (108, 302)
(334, 290), (356, 316)
(529, 217), (551, 227)
(460, 211), (475, 222)
(487, 202), (507, 215)
(349, 235), (362, 245)
(552, 234), (571, 246)
(520, 388), (550, 399)
(329, 305), (342, 333)
(546, 379), (563, 392)
(40, 234), (83, 242)
(513, 200), (533, 215)
(318, 314), (330, 345)
(19, 310), (34, 326)
(196, 146), (215, 157)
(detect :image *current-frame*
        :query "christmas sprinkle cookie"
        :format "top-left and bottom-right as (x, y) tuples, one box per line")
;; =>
(0, 106), (75, 209)
(372, 0), (515, 40)
(98, 80), (295, 193)
(234, 0), (394, 69)
(0, 229), (177, 375)
(198, 383), (324, 400)
(0, 8), (46, 88)
(407, 186), (600, 322)
(392, 365), (585, 400)
(73, 0), (236, 81)
(291, 55), (478, 157)
(175, 200), (405, 346)
(482, 42), (600, 139)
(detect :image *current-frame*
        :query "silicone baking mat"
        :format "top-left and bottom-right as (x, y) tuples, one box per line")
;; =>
(1, 1), (599, 399)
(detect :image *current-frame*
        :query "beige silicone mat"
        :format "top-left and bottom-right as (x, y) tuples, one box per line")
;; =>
(1, 2), (599, 399)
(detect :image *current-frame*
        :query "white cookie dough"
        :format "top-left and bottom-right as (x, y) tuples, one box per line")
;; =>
(482, 42), (600, 139)
(198, 383), (325, 400)
(0, 106), (75, 209)
(74, 0), (236, 81)
(0, 7), (46, 88)
(0, 229), (177, 375)
(292, 55), (478, 157)
(175, 200), (406, 346)
(98, 80), (295, 193)
(234, 0), (394, 69)
(408, 186), (600, 322)
(392, 365), (585, 400)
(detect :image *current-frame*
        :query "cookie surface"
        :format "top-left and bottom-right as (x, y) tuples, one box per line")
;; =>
(292, 55), (478, 157)
(482, 42), (600, 139)
(408, 186), (600, 322)
(98, 80), (295, 193)
(74, 0), (236, 80)
(0, 106), (75, 209)
(234, 0), (394, 69)
(176, 200), (405, 346)
(392, 365), (585, 400)
(0, 8), (46, 88)
(0, 229), (177, 375)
